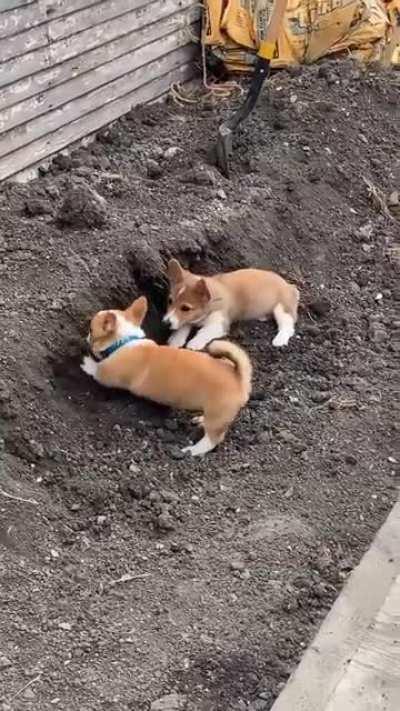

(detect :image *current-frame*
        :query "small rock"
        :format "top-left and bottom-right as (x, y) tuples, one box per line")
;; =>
(180, 163), (217, 186)
(150, 692), (187, 710)
(29, 439), (44, 459)
(58, 622), (72, 631)
(149, 490), (162, 504)
(157, 513), (175, 531)
(216, 189), (227, 200)
(358, 222), (373, 239)
(230, 559), (246, 572)
(164, 146), (180, 160)
(129, 462), (140, 474)
(311, 391), (331, 404)
(388, 191), (399, 207)
(147, 159), (163, 179)
(0, 655), (12, 670)
(160, 490), (179, 504)
(23, 688), (36, 700)
(97, 515), (107, 526)
(128, 482), (146, 499)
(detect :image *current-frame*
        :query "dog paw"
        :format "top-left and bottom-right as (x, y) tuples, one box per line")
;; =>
(186, 337), (207, 351)
(272, 332), (291, 348)
(191, 415), (204, 426)
(168, 332), (187, 348)
(81, 356), (98, 377)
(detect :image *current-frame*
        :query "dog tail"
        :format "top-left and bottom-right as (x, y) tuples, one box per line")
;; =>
(208, 340), (252, 403)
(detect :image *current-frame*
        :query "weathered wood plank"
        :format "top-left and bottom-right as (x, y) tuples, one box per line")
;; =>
(0, 11), (199, 127)
(0, 0), (198, 89)
(44, 0), (104, 21)
(49, 0), (145, 42)
(0, 38), (196, 154)
(0, 55), (194, 180)
(0, 0), (41, 39)
(0, 0), (34, 11)
(0, 45), (48, 88)
(0, 22), (47, 61)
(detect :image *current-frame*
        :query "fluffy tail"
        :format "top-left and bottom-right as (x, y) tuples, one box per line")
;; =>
(208, 340), (252, 402)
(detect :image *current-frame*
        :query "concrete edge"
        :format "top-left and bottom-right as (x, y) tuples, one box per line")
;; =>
(270, 497), (400, 711)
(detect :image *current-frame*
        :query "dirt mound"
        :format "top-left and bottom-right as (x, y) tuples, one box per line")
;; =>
(0, 59), (399, 711)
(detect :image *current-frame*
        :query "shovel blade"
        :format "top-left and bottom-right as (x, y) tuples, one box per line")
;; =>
(216, 123), (233, 178)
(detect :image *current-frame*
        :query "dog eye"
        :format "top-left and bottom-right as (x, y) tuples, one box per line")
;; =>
(181, 304), (192, 312)
(168, 296), (173, 305)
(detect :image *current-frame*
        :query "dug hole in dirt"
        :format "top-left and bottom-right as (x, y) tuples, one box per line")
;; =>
(0, 59), (399, 711)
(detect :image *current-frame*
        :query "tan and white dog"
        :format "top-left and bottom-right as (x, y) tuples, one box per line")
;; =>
(81, 296), (252, 456)
(164, 259), (299, 351)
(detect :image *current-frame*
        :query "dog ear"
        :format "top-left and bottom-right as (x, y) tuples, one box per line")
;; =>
(167, 259), (185, 284)
(127, 296), (148, 325)
(102, 311), (117, 334)
(194, 278), (211, 302)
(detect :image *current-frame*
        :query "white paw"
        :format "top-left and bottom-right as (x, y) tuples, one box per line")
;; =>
(191, 415), (204, 426)
(272, 331), (293, 348)
(186, 336), (208, 351)
(81, 356), (98, 377)
(181, 445), (204, 457)
(168, 331), (188, 348)
(181, 434), (214, 456)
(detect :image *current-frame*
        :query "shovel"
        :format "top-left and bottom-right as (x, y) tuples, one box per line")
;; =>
(215, 0), (288, 177)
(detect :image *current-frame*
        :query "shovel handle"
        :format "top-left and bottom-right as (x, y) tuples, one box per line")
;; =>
(218, 0), (288, 158)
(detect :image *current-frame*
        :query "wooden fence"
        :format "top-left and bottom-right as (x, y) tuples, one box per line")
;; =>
(0, 0), (199, 181)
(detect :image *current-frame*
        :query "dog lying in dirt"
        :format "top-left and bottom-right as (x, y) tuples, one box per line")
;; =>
(81, 296), (252, 456)
(164, 259), (299, 351)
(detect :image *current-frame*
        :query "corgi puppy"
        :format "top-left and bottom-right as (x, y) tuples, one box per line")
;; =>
(81, 296), (252, 456)
(164, 259), (299, 351)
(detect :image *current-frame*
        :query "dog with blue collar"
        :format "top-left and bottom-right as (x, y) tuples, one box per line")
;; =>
(82, 296), (252, 457)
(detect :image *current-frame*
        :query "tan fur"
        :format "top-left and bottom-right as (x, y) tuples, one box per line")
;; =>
(165, 259), (299, 350)
(82, 297), (252, 456)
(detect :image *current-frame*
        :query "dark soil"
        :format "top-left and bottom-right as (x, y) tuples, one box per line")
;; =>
(1, 59), (400, 711)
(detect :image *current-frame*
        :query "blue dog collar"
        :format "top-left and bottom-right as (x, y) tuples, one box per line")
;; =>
(98, 332), (145, 361)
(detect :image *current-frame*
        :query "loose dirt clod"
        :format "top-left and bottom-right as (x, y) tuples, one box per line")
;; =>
(0, 60), (399, 711)
(56, 179), (107, 228)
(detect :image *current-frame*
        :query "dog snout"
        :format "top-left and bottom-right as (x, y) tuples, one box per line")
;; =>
(163, 310), (179, 329)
